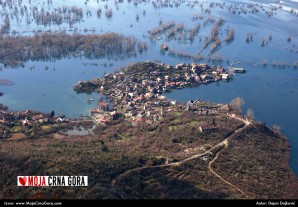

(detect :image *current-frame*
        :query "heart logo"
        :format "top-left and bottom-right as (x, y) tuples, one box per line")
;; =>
(19, 176), (27, 186)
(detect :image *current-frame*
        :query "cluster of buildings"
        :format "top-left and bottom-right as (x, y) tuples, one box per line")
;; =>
(74, 61), (235, 125)
(0, 61), (243, 138)
(0, 109), (68, 138)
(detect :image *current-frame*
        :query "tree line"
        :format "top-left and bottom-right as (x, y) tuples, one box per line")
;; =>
(0, 32), (147, 67)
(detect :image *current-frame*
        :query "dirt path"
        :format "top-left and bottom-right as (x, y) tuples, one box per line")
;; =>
(111, 114), (252, 198)
(205, 114), (251, 198)
(111, 139), (228, 186)
(207, 139), (250, 198)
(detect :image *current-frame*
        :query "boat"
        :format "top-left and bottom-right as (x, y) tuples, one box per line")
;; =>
(233, 67), (246, 73)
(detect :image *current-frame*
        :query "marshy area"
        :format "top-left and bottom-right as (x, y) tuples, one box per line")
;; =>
(0, 0), (297, 69)
(0, 32), (147, 67)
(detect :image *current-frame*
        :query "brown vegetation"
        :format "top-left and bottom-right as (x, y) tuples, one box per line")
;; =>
(208, 54), (224, 63)
(272, 125), (281, 134)
(0, 110), (244, 199)
(229, 97), (245, 114)
(0, 79), (13, 86)
(168, 49), (194, 60)
(202, 18), (224, 54)
(0, 111), (296, 199)
(0, 32), (147, 67)
(203, 37), (211, 49)
(31, 6), (83, 26)
(105, 9), (113, 18)
(148, 21), (175, 36)
(210, 38), (221, 54)
(211, 18), (224, 40)
(225, 28), (235, 43)
(165, 23), (184, 40)
(189, 25), (200, 41)
(202, 16), (215, 27)
(212, 123), (298, 199)
(246, 108), (254, 120)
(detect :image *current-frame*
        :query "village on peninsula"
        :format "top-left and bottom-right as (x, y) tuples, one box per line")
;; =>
(0, 61), (246, 139)
(1, 62), (298, 200)
(74, 61), (245, 126)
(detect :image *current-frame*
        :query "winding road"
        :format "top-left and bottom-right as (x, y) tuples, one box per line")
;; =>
(206, 114), (251, 198)
(111, 114), (251, 198)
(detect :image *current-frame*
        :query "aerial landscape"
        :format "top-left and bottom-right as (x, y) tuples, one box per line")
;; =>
(0, 0), (298, 201)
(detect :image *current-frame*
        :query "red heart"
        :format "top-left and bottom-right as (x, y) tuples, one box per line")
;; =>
(19, 176), (27, 186)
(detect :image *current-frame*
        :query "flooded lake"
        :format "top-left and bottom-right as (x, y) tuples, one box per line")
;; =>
(0, 0), (297, 174)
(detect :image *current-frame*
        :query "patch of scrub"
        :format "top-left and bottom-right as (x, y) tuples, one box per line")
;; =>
(66, 125), (95, 136)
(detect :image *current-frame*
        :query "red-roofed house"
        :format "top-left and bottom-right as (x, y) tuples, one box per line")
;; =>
(98, 102), (109, 111)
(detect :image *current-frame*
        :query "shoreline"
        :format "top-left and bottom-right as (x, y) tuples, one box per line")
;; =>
(73, 61), (241, 125)
(0, 61), (297, 198)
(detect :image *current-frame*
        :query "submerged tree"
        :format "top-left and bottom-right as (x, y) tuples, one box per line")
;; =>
(246, 32), (253, 43)
(0, 32), (146, 67)
(225, 28), (235, 43)
(0, 15), (10, 34)
(287, 36), (291, 42)
(189, 24), (200, 42)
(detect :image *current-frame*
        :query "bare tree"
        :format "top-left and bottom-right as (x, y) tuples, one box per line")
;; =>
(189, 25), (200, 41)
(246, 32), (253, 43)
(225, 28), (234, 43)
(0, 15), (10, 34)
(229, 97), (245, 113)
(246, 108), (254, 120)
(0, 32), (146, 67)
(272, 125), (281, 134)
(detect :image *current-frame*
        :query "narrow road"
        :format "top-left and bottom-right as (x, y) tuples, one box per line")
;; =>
(111, 114), (251, 198)
(207, 139), (250, 198)
(205, 114), (251, 198)
(111, 139), (228, 186)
